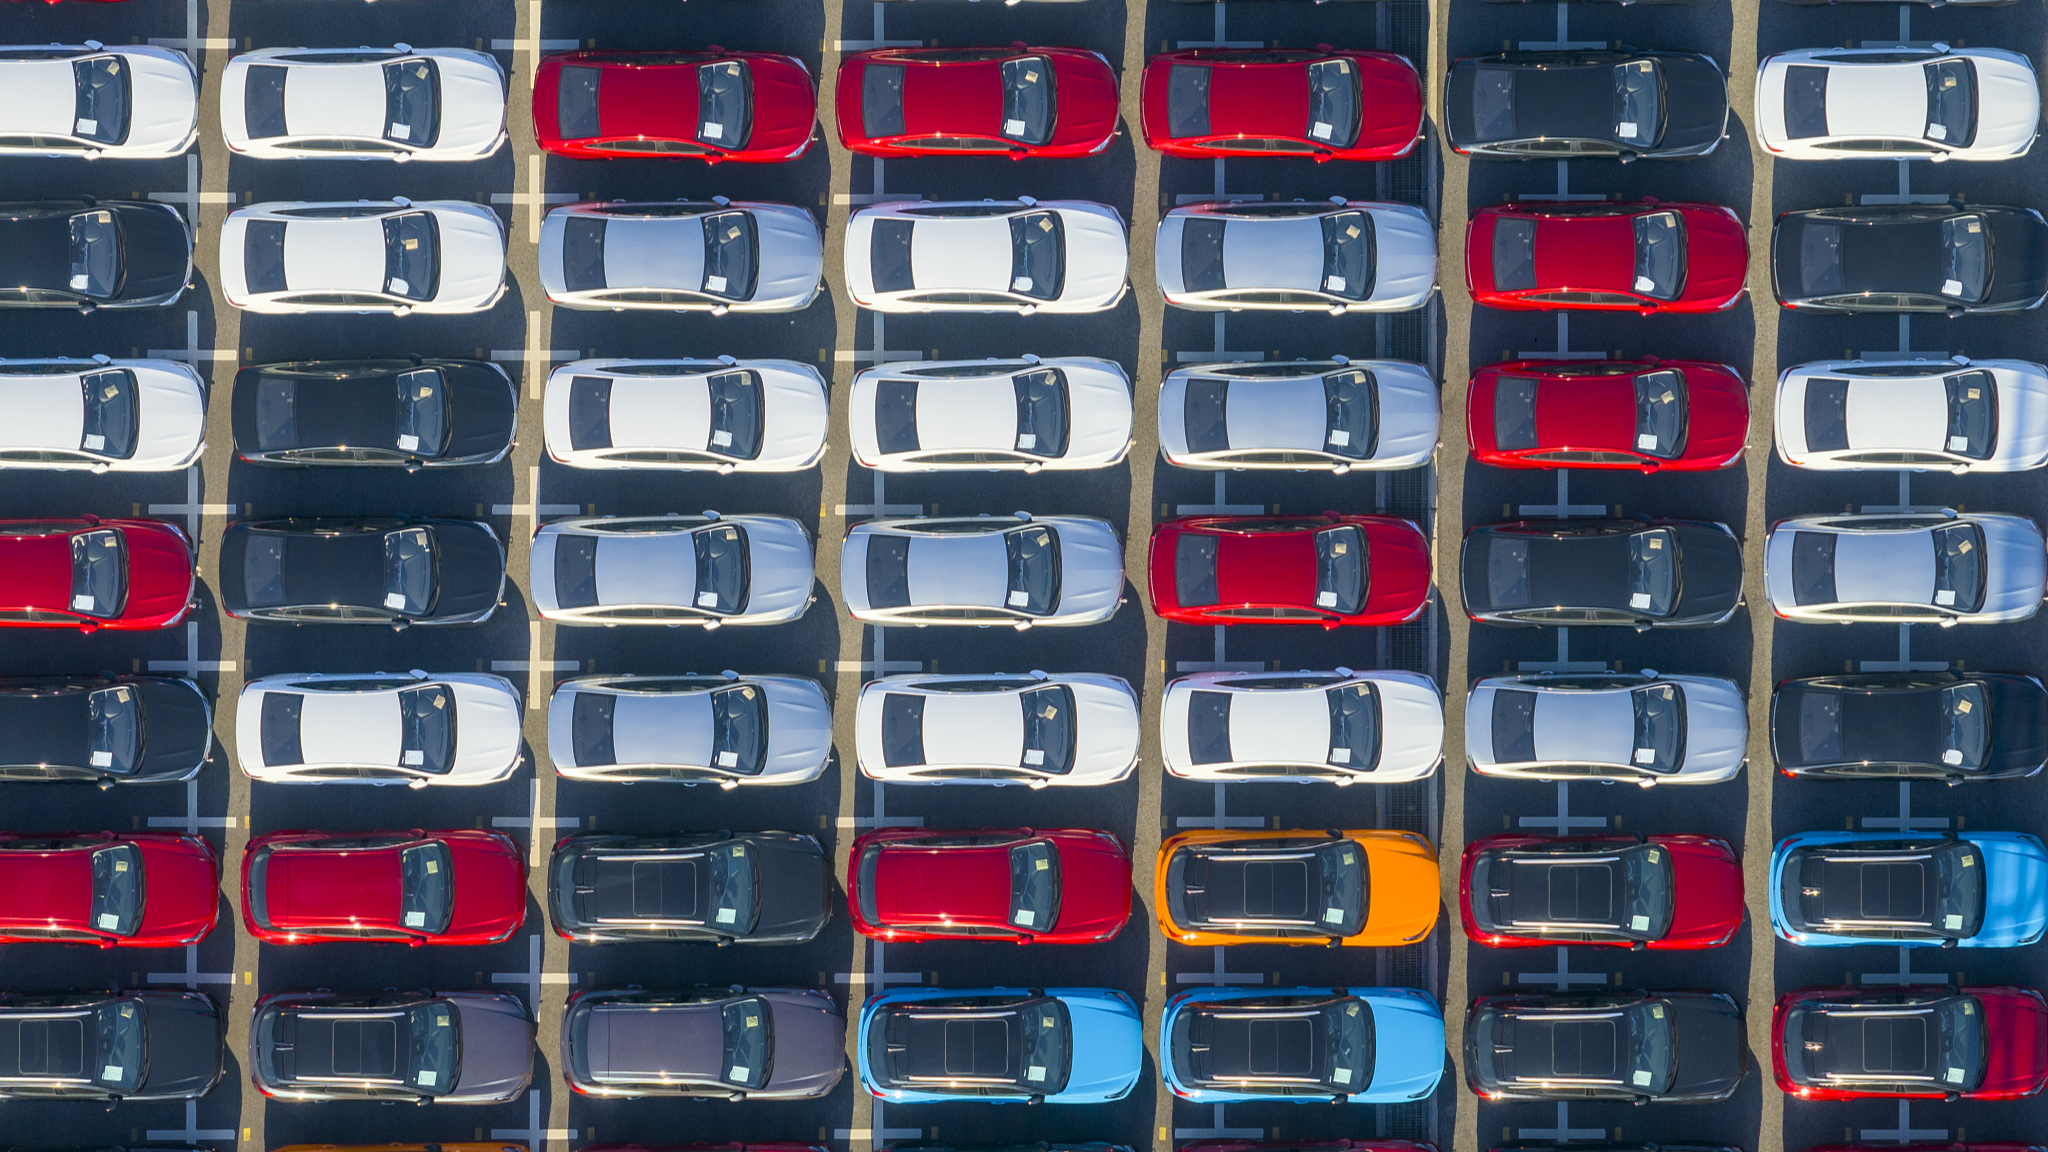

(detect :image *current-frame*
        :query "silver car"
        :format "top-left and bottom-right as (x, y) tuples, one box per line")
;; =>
(539, 199), (824, 314)
(854, 671), (1141, 787)
(542, 357), (829, 473)
(1160, 358), (1440, 471)
(1466, 671), (1748, 786)
(1160, 668), (1444, 784)
(840, 514), (1124, 628)
(548, 673), (833, 787)
(1765, 511), (2048, 625)
(1156, 199), (1437, 313)
(530, 514), (815, 627)
(1774, 357), (2048, 473)
(849, 356), (1134, 472)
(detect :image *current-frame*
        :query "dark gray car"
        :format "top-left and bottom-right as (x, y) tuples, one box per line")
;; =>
(250, 991), (533, 1104)
(1464, 991), (1746, 1102)
(0, 990), (222, 1100)
(563, 986), (845, 1099)
(232, 359), (518, 470)
(547, 832), (831, 945)
(1448, 51), (1729, 161)
(0, 676), (211, 786)
(219, 517), (506, 626)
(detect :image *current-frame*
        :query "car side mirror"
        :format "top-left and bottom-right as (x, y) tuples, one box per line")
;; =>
(407, 779), (429, 790)
(1013, 621), (1032, 632)
(1017, 305), (1038, 316)
(1630, 940), (1646, 951)
(77, 621), (98, 635)
(391, 306), (413, 318)
(1027, 1094), (1045, 1105)
(409, 935), (427, 946)
(711, 305), (730, 317)
(1327, 305), (1346, 317)
(718, 779), (740, 790)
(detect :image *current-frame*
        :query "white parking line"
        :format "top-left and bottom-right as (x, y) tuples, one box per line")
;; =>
(1518, 781), (1608, 833)
(1177, 472), (1264, 516)
(491, 156), (580, 239)
(1176, 158), (1263, 206)
(1518, 2), (1604, 51)
(834, 3), (921, 52)
(492, 934), (577, 1007)
(1175, 3), (1261, 51)
(1517, 470), (1606, 518)
(1861, 158), (1948, 207)
(832, 625), (923, 677)
(837, 775), (925, 830)
(835, 311), (925, 366)
(1516, 945), (1607, 990)
(1174, 625), (1263, 675)
(1860, 1099), (1947, 1143)
(1517, 1102), (1606, 1141)
(491, 313), (580, 399)
(489, 1089), (575, 1142)
(148, 464), (240, 541)
(1174, 944), (1261, 985)
(835, 467), (921, 518)
(1859, 624), (1947, 673)
(147, 155), (236, 229)
(488, 1), (580, 86)
(147, 621), (237, 677)
(146, 943), (234, 988)
(492, 780), (581, 866)
(1176, 782), (1264, 830)
(491, 466), (580, 525)
(1175, 313), (1265, 363)
(146, 1099), (236, 1142)
(1517, 313), (1606, 362)
(1517, 627), (1606, 673)
(1861, 780), (1950, 831)
(835, 1099), (922, 1143)
(1861, 944), (1948, 986)
(147, 775), (235, 833)
(146, 0), (233, 51)
(835, 157), (923, 208)
(834, 939), (922, 987)
(147, 311), (238, 367)
(1172, 1102), (1264, 1139)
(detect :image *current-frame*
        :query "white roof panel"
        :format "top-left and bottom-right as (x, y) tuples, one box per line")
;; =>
(283, 63), (387, 140)
(915, 377), (1018, 451)
(0, 377), (83, 451)
(612, 692), (712, 766)
(609, 376), (711, 452)
(1826, 64), (1933, 139)
(297, 691), (401, 767)
(922, 692), (1025, 766)
(1835, 531), (1936, 603)
(1531, 690), (1634, 766)
(0, 60), (79, 137)
(603, 216), (702, 292)
(1844, 377), (1948, 452)
(1229, 689), (1332, 764)
(1222, 216), (1323, 292)
(593, 532), (697, 607)
(905, 533), (1006, 608)
(1225, 378), (1327, 451)
(285, 217), (385, 293)
(912, 217), (1011, 293)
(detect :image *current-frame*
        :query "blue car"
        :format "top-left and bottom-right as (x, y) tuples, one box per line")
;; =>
(1768, 830), (2048, 947)
(1161, 986), (1445, 1103)
(857, 987), (1141, 1104)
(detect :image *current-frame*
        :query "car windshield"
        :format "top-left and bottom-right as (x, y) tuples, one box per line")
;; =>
(1001, 57), (1055, 145)
(1019, 999), (1072, 1092)
(697, 60), (752, 147)
(1629, 529), (1677, 616)
(1492, 217), (1536, 291)
(1938, 996), (1988, 1088)
(1622, 843), (1676, 938)
(701, 211), (756, 300)
(1627, 1002), (1678, 1095)
(693, 523), (749, 613)
(1009, 839), (1060, 931)
(1318, 841), (1367, 934)
(383, 213), (437, 302)
(1942, 682), (1989, 771)
(1470, 66), (1514, 141)
(88, 685), (141, 775)
(722, 996), (772, 1089)
(1630, 683), (1685, 773)
(1941, 214), (1989, 302)
(1006, 524), (1060, 615)
(1013, 368), (1068, 458)
(72, 57), (128, 145)
(90, 843), (143, 936)
(1945, 371), (1996, 458)
(1632, 211), (1685, 301)
(1009, 211), (1064, 301)
(383, 527), (435, 616)
(1306, 58), (1360, 148)
(1800, 221), (1844, 295)
(1633, 370), (1686, 459)
(1323, 369), (1375, 459)
(70, 528), (124, 619)
(384, 58), (439, 147)
(398, 684), (456, 775)
(1614, 59), (1660, 145)
(711, 684), (767, 776)
(1019, 684), (1075, 776)
(94, 1000), (143, 1093)
(707, 371), (764, 460)
(1932, 523), (1985, 611)
(399, 841), (454, 933)
(1320, 211), (1372, 300)
(409, 1001), (458, 1096)
(79, 369), (138, 459)
(396, 368), (447, 455)
(711, 840), (757, 930)
(1327, 682), (1380, 772)
(556, 65), (601, 139)
(69, 209), (120, 299)
(1315, 526), (1365, 614)
(1324, 998), (1374, 1093)
(1925, 58), (1975, 146)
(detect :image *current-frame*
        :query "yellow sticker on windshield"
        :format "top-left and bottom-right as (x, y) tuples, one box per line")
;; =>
(733, 845), (746, 856)
(425, 858), (438, 873)
(1345, 224), (1361, 239)
(1956, 699), (1973, 713)
(1651, 1004), (1664, 1018)
(1038, 217), (1054, 233)
(404, 238), (419, 251)
(432, 693), (445, 708)
(1342, 852), (1355, 865)
(1347, 1002), (1360, 1016)
(1968, 388), (1982, 400)
(1646, 849), (1659, 863)
(1962, 854), (1975, 866)
(1035, 858), (1049, 871)
(114, 859), (128, 872)
(1647, 536), (1664, 549)
(1958, 540), (1974, 553)
(746, 1015), (760, 1028)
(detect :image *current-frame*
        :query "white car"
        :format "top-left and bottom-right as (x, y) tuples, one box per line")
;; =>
(1465, 672), (1747, 786)
(855, 672), (1140, 788)
(235, 671), (521, 787)
(539, 200), (823, 314)
(220, 46), (506, 161)
(1756, 47), (2040, 161)
(548, 673), (832, 787)
(1156, 199), (1437, 313)
(543, 357), (829, 472)
(849, 356), (1133, 472)
(530, 513), (815, 627)
(1765, 510), (2048, 625)
(845, 199), (1129, 314)
(1775, 356), (2048, 472)
(840, 514), (1125, 628)
(0, 356), (204, 472)
(220, 199), (507, 315)
(1160, 358), (1440, 471)
(0, 44), (196, 158)
(1160, 669), (1444, 784)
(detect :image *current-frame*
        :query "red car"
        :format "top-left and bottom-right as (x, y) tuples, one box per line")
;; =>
(0, 517), (194, 632)
(1467, 199), (1749, 314)
(1459, 833), (1743, 950)
(1141, 47), (1423, 162)
(241, 829), (525, 946)
(1809, 1146), (2045, 1152)
(847, 828), (1131, 944)
(0, 831), (216, 947)
(1468, 358), (1751, 472)
(1774, 985), (2048, 1101)
(1147, 513), (1430, 628)
(836, 45), (1118, 159)
(534, 49), (816, 163)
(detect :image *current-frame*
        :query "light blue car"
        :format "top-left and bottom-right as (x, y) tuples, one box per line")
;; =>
(1768, 830), (2048, 947)
(1160, 986), (1445, 1103)
(857, 986), (1141, 1104)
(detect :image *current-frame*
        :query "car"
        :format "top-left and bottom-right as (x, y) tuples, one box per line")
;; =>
(846, 199), (1128, 314)
(1774, 357), (2048, 472)
(1142, 48), (1423, 161)
(854, 672), (1140, 788)
(1771, 205), (2048, 313)
(1157, 200), (1435, 313)
(539, 200), (823, 314)
(536, 49), (816, 163)
(564, 986), (844, 1099)
(849, 356), (1133, 472)
(232, 358), (515, 469)
(840, 515), (1124, 628)
(1155, 829), (1438, 947)
(547, 831), (831, 945)
(1462, 518), (1744, 629)
(547, 673), (833, 787)
(1148, 513), (1432, 627)
(848, 828), (1132, 943)
(1773, 986), (2048, 1099)
(0, 357), (205, 473)
(241, 829), (524, 946)
(0, 516), (195, 632)
(1188, 1144), (1433, 1152)
(1772, 672), (2048, 781)
(838, 46), (1116, 158)
(1767, 831), (2048, 947)
(0, 831), (216, 947)
(859, 987), (1140, 1103)
(235, 672), (522, 788)
(219, 517), (505, 627)
(221, 46), (507, 161)
(1161, 358), (1440, 472)
(0, 675), (211, 785)
(531, 514), (814, 627)
(1469, 358), (1750, 471)
(0, 45), (197, 158)
(1460, 833), (1744, 950)
(221, 200), (506, 315)
(1163, 986), (1444, 1103)
(0, 990), (221, 1100)
(542, 357), (828, 472)
(1465, 991), (1746, 1102)
(1756, 47), (2038, 161)
(251, 990), (533, 1104)
(579, 1147), (829, 1152)
(1763, 511), (2047, 625)
(1447, 50), (1728, 161)
(1468, 200), (1748, 312)
(0, 200), (191, 311)
(1465, 671), (1749, 786)
(1162, 668), (1445, 785)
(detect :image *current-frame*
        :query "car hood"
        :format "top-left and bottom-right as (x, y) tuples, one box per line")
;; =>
(1656, 55), (1729, 154)
(433, 206), (508, 310)
(1376, 673), (1446, 777)
(751, 836), (831, 942)
(752, 205), (826, 309)
(1070, 677), (1142, 779)
(757, 363), (831, 468)
(133, 364), (207, 469)
(1373, 362), (1443, 465)
(1984, 208), (2048, 309)
(1365, 839), (1442, 944)
(428, 521), (506, 622)
(1673, 675), (1748, 779)
(122, 521), (195, 625)
(740, 516), (816, 620)
(1986, 675), (2048, 775)
(1978, 514), (2048, 618)
(134, 838), (218, 945)
(434, 54), (509, 156)
(1064, 361), (1136, 464)
(746, 58), (818, 158)
(450, 995), (535, 1101)
(1674, 206), (1749, 309)
(137, 994), (222, 1098)
(1665, 996), (1745, 1100)
(1050, 518), (1125, 622)
(448, 679), (523, 781)
(1365, 989), (1446, 1100)
(762, 992), (846, 1096)
(1052, 835), (1131, 939)
(125, 51), (199, 153)
(1671, 524), (1743, 622)
(1972, 55), (2042, 157)
(1990, 362), (2048, 467)
(1054, 205), (1130, 309)
(1976, 834), (2048, 946)
(440, 362), (518, 462)
(762, 678), (835, 780)
(1978, 990), (2048, 1096)
(112, 204), (193, 305)
(134, 677), (212, 780)
(1365, 205), (1437, 306)
(1060, 992), (1141, 1100)
(1049, 55), (1120, 151)
(1665, 839), (1744, 947)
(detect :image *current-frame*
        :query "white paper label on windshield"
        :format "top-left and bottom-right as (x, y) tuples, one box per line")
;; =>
(397, 434), (420, 452)
(1928, 123), (1948, 141)
(1634, 747), (1656, 764)
(1329, 747), (1351, 763)
(1948, 435), (1970, 451)
(718, 751), (740, 767)
(1308, 121), (1335, 141)
(1005, 119), (1028, 137)
(404, 910), (427, 927)
(1325, 275), (1347, 293)
(1023, 748), (1046, 765)
(1943, 748), (1965, 765)
(71, 594), (94, 611)
(726, 1065), (750, 1082)
(1327, 428), (1350, 447)
(384, 592), (408, 609)
(1324, 906), (1346, 924)
(1008, 589), (1031, 607)
(1012, 276), (1034, 292)
(91, 750), (113, 766)
(705, 275), (728, 293)
(1631, 914), (1651, 931)
(69, 274), (91, 291)
(1013, 909), (1035, 926)
(710, 429), (733, 448)
(697, 591), (720, 608)
(1946, 1066), (1966, 1083)
(701, 122), (723, 140)
(1016, 433), (1037, 449)
(1633, 276), (1656, 294)
(1632, 1069), (1653, 1086)
(1636, 433), (1658, 450)
(1629, 592), (1653, 609)
(388, 122), (412, 141)
(1026, 1065), (1047, 1081)
(100, 1065), (121, 1080)
(387, 277), (410, 295)
(1945, 913), (1965, 930)
(1618, 121), (1639, 138)
(716, 906), (738, 924)
(1943, 279), (1965, 296)
(1935, 589), (1957, 606)
(83, 434), (106, 451)
(1317, 591), (1339, 607)
(77, 118), (101, 137)
(97, 913), (118, 929)
(403, 749), (424, 765)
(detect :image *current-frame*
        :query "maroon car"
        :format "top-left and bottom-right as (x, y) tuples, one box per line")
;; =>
(534, 49), (817, 163)
(1141, 48), (1424, 161)
(0, 516), (194, 632)
(847, 828), (1132, 944)
(836, 46), (1118, 159)
(1469, 358), (1751, 471)
(1460, 833), (1744, 950)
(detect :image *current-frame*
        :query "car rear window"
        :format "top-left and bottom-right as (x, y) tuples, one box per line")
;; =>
(1470, 67), (1514, 141)
(1181, 217), (1228, 293)
(244, 533), (288, 607)
(554, 534), (600, 610)
(1801, 376), (1849, 452)
(1493, 376), (1539, 450)
(261, 692), (303, 766)
(1798, 221), (1843, 296)
(1790, 531), (1837, 606)
(1632, 370), (1687, 460)
(1187, 690), (1232, 764)
(865, 533), (912, 609)
(560, 216), (608, 292)
(880, 692), (925, 767)
(1183, 377), (1230, 453)
(1490, 688), (1538, 763)
(567, 375), (612, 451)
(1492, 217), (1536, 291)
(1487, 535), (1531, 608)
(1783, 65), (1828, 139)
(1168, 65), (1210, 138)
(863, 64), (906, 138)
(244, 219), (289, 295)
(244, 64), (289, 139)
(870, 218), (915, 293)
(873, 378), (919, 454)
(557, 65), (603, 140)
(1945, 370), (1995, 459)
(571, 691), (615, 766)
(1176, 533), (1219, 606)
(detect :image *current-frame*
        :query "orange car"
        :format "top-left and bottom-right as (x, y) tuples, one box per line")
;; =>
(278, 1146), (525, 1152)
(1154, 828), (1438, 947)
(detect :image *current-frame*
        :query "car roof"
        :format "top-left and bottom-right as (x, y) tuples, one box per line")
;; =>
(916, 690), (1026, 765)
(267, 842), (402, 927)
(0, 375), (84, 452)
(0, 848), (90, 930)
(278, 62), (390, 141)
(584, 999), (722, 1082)
(905, 533), (1008, 608)
(1219, 215), (1324, 291)
(910, 216), (1013, 292)
(600, 215), (704, 292)
(284, 217), (387, 294)
(0, 59), (78, 139)
(591, 530), (699, 607)
(294, 689), (404, 766)
(1812, 60), (1934, 140)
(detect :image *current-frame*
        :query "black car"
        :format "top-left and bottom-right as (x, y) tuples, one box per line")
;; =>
(250, 990), (533, 1104)
(232, 358), (517, 469)
(0, 200), (192, 311)
(547, 831), (831, 945)
(0, 675), (211, 786)
(0, 990), (222, 1100)
(1772, 204), (2048, 314)
(1464, 992), (1746, 1102)
(1447, 51), (1729, 161)
(1772, 672), (2048, 782)
(219, 517), (504, 626)
(1462, 518), (1744, 628)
